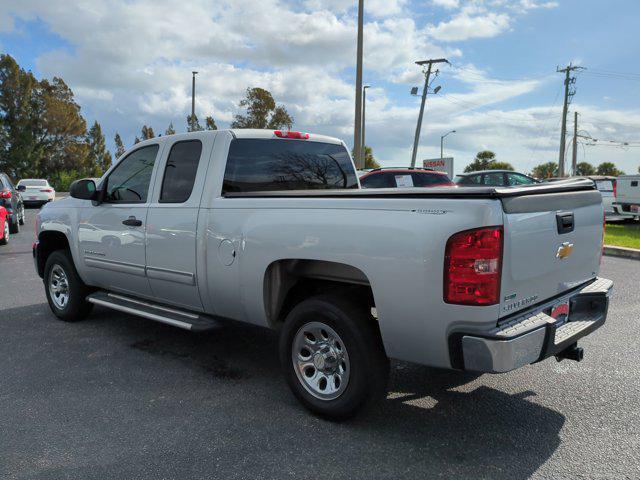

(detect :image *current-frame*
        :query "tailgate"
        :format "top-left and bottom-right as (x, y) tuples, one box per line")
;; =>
(499, 189), (603, 317)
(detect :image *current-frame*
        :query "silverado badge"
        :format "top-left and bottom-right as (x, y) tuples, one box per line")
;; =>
(556, 242), (574, 260)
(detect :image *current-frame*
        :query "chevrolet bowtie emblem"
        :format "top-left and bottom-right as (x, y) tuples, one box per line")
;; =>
(556, 242), (574, 259)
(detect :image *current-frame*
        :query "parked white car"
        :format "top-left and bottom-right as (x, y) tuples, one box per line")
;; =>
(17, 179), (55, 206)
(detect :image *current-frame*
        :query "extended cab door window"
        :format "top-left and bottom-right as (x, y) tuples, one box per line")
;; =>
(159, 140), (203, 203)
(104, 145), (159, 203)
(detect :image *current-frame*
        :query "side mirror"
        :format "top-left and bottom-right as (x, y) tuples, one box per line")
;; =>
(69, 178), (98, 200)
(16, 185), (26, 192)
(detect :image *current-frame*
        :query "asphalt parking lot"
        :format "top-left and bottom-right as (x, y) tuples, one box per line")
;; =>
(1, 208), (639, 479)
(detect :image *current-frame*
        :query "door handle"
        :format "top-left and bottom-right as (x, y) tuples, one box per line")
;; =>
(122, 216), (142, 227)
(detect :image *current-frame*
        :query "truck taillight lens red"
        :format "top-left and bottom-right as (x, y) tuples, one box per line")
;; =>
(274, 130), (309, 139)
(0, 190), (11, 199)
(444, 226), (503, 306)
(40, 189), (53, 193)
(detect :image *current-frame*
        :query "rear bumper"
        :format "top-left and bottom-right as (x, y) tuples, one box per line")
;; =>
(457, 277), (613, 373)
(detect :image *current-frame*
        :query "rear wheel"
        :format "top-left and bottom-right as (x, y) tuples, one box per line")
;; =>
(18, 204), (25, 225)
(279, 294), (389, 421)
(0, 217), (8, 245)
(44, 250), (93, 321)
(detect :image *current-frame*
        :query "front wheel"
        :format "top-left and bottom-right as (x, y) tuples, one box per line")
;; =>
(44, 250), (93, 321)
(279, 294), (389, 421)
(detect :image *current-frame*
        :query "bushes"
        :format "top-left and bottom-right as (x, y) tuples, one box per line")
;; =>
(49, 170), (85, 192)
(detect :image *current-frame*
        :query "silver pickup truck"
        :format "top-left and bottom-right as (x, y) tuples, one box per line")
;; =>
(34, 129), (613, 419)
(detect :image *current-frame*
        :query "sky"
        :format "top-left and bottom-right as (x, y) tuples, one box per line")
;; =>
(1, 0), (639, 175)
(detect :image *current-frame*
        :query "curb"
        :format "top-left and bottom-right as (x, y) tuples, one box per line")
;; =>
(603, 245), (640, 260)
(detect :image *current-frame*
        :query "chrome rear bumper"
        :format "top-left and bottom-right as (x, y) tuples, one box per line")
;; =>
(459, 277), (613, 373)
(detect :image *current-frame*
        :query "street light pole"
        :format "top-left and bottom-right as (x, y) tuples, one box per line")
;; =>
(191, 71), (198, 128)
(440, 130), (456, 159)
(410, 58), (448, 168)
(353, 0), (365, 170)
(361, 85), (370, 166)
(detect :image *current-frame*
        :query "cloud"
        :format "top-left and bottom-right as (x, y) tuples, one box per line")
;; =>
(426, 11), (511, 41)
(432, 0), (460, 9)
(1, 0), (638, 175)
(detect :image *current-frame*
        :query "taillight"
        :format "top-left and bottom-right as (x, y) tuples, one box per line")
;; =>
(0, 190), (11, 199)
(613, 181), (617, 198)
(274, 130), (309, 139)
(40, 189), (53, 192)
(444, 226), (503, 305)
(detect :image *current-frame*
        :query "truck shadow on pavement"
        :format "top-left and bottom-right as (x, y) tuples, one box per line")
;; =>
(1, 304), (565, 480)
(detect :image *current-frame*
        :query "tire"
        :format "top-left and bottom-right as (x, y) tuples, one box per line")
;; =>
(8, 214), (19, 234)
(0, 217), (8, 245)
(44, 249), (93, 321)
(279, 294), (389, 421)
(18, 205), (25, 225)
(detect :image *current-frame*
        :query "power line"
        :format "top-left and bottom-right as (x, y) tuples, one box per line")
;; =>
(528, 83), (564, 164)
(448, 64), (551, 83)
(439, 94), (560, 124)
(580, 71), (640, 83)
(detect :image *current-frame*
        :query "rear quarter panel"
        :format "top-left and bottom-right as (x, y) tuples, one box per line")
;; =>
(201, 196), (504, 368)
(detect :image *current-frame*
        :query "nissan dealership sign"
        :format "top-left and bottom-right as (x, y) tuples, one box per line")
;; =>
(423, 157), (454, 178)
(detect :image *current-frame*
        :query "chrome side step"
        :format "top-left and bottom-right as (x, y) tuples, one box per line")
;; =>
(86, 291), (221, 332)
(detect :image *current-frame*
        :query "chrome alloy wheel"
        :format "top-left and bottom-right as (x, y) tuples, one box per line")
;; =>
(3, 219), (8, 240)
(49, 264), (70, 310)
(292, 321), (350, 400)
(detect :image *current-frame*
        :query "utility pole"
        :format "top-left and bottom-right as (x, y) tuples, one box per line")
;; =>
(557, 63), (583, 177)
(571, 111), (578, 176)
(353, 0), (365, 170)
(191, 71), (198, 129)
(361, 85), (370, 166)
(410, 58), (448, 168)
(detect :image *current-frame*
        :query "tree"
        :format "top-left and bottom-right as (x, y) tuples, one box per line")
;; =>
(0, 54), (41, 178)
(596, 162), (624, 176)
(134, 136), (141, 144)
(464, 150), (514, 172)
(205, 116), (218, 130)
(531, 161), (558, 179)
(34, 76), (90, 177)
(114, 133), (126, 158)
(187, 114), (203, 132)
(575, 162), (595, 176)
(141, 125), (155, 140)
(351, 145), (380, 169)
(165, 122), (176, 135)
(86, 121), (112, 175)
(231, 87), (293, 130)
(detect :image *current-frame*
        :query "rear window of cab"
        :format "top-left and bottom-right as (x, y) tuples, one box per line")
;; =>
(222, 138), (358, 193)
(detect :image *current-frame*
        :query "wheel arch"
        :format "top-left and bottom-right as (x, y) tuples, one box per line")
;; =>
(36, 230), (71, 278)
(263, 259), (377, 329)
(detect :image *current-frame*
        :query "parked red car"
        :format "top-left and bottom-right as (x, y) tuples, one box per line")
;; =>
(359, 168), (454, 188)
(0, 206), (9, 245)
